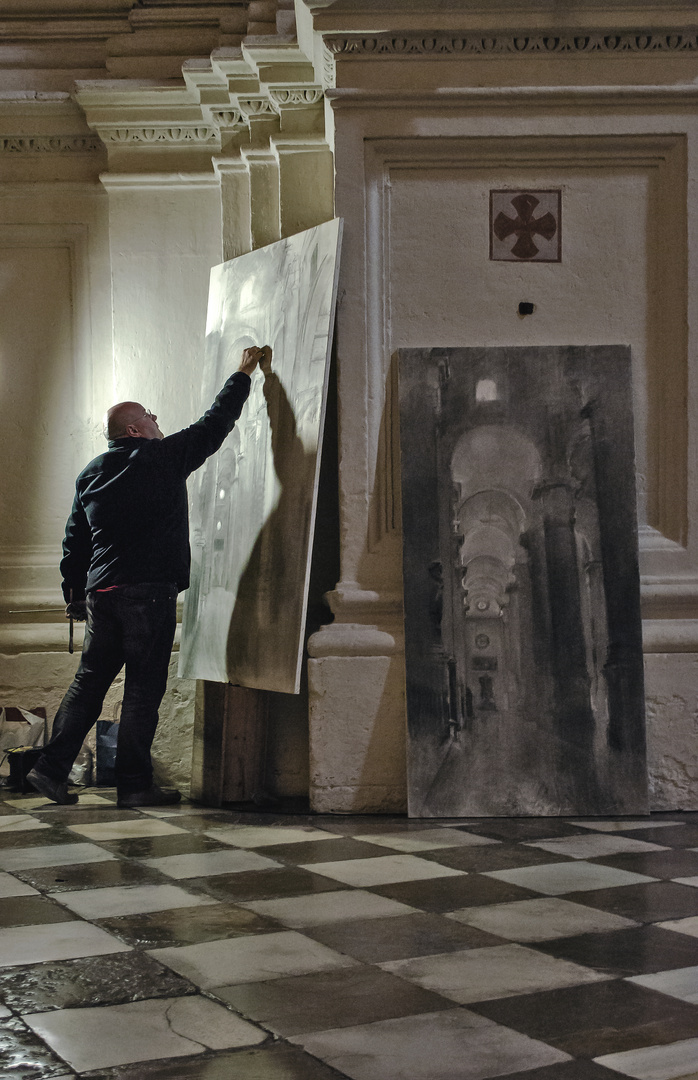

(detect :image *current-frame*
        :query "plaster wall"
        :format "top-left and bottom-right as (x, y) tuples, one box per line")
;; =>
(0, 171), (224, 792)
(0, 21), (335, 798)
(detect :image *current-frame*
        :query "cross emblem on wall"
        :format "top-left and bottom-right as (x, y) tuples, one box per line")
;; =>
(490, 190), (562, 262)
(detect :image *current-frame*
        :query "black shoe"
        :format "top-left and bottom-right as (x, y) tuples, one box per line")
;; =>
(117, 785), (182, 808)
(26, 768), (79, 805)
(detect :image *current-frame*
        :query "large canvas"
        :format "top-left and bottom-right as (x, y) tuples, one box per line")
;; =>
(399, 346), (648, 817)
(179, 219), (342, 693)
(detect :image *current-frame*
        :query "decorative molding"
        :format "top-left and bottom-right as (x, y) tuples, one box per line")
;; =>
(642, 620), (698, 653)
(0, 135), (102, 153)
(326, 84), (698, 110)
(100, 127), (219, 146)
(237, 96), (278, 119)
(210, 108), (243, 128)
(99, 172), (220, 190)
(324, 30), (698, 59)
(269, 87), (324, 109)
(322, 43), (337, 89)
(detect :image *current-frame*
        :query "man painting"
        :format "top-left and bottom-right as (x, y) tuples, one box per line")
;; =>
(27, 346), (266, 807)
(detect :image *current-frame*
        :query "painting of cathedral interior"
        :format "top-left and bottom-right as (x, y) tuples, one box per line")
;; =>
(398, 346), (648, 818)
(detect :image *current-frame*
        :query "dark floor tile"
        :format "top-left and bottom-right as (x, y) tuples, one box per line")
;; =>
(15, 859), (167, 893)
(0, 952), (195, 1013)
(260, 838), (393, 864)
(308, 816), (410, 836)
(305, 910), (506, 963)
(497, 1063), (640, 1080)
(420, 843), (575, 873)
(0, 894), (76, 928)
(32, 808), (141, 825)
(0, 826), (74, 849)
(98, 833), (228, 858)
(215, 965), (453, 1036)
(0, 1012), (76, 1077)
(533, 923), (698, 976)
(464, 819), (590, 842)
(193, 867), (349, 903)
(617, 824), (698, 847)
(0, 802), (21, 815)
(565, 881), (698, 923)
(152, 813), (243, 832)
(97, 903), (279, 948)
(82, 1044), (345, 1079)
(589, 848), (698, 880)
(370, 872), (538, 912)
(470, 979), (698, 1057)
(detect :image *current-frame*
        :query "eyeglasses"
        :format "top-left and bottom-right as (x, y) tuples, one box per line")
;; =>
(139, 409), (156, 421)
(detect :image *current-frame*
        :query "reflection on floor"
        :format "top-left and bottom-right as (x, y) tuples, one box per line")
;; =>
(2, 792), (698, 1079)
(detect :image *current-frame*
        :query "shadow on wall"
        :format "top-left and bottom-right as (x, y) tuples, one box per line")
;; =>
(226, 364), (317, 690)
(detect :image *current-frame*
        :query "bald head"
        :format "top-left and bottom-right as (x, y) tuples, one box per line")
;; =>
(104, 401), (163, 441)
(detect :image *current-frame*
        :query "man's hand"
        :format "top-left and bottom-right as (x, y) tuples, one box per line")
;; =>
(65, 601), (87, 622)
(239, 346), (270, 377)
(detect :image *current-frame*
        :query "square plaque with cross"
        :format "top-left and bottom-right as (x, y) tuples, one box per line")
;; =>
(490, 189), (561, 262)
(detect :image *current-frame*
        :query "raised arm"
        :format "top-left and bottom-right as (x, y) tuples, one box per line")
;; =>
(164, 346), (268, 475)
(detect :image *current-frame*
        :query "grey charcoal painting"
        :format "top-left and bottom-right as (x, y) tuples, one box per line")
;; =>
(398, 346), (648, 818)
(178, 219), (342, 693)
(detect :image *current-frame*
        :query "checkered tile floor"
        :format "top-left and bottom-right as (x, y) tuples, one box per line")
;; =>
(2, 793), (698, 1079)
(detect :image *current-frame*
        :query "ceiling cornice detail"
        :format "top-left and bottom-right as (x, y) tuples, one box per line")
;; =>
(324, 29), (698, 58)
(0, 134), (102, 152)
(99, 126), (219, 145)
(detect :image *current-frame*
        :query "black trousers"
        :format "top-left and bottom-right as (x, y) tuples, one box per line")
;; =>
(38, 583), (178, 795)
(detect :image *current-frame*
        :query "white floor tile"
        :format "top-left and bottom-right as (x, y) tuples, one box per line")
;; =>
(0, 871), (39, 898)
(594, 1036), (698, 1079)
(140, 806), (229, 818)
(1, 796), (67, 810)
(656, 916), (698, 938)
(140, 849), (280, 879)
(526, 835), (667, 859)
(240, 890), (416, 928)
(447, 898), (638, 941)
(674, 876), (698, 888)
(352, 829), (497, 852)
(51, 883), (218, 919)
(150, 930), (357, 989)
(0, 921), (131, 967)
(2, 793), (114, 809)
(204, 825), (340, 848)
(22, 994), (265, 1072)
(485, 861), (657, 895)
(289, 1008), (571, 1080)
(301, 854), (464, 887)
(573, 820), (683, 833)
(67, 818), (186, 840)
(0, 815), (51, 833)
(629, 966), (698, 1004)
(380, 943), (608, 1003)
(0, 842), (115, 873)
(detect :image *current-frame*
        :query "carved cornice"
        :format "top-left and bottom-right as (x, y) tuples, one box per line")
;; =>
(324, 30), (698, 58)
(210, 108), (243, 128)
(100, 126), (219, 145)
(237, 96), (278, 119)
(269, 87), (324, 109)
(0, 134), (102, 153)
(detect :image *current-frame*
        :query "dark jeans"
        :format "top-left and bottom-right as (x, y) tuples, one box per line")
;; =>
(38, 583), (178, 795)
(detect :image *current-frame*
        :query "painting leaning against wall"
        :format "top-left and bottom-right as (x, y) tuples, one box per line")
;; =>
(398, 346), (648, 818)
(178, 219), (343, 694)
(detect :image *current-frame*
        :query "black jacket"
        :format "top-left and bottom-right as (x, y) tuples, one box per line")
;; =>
(60, 371), (251, 602)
